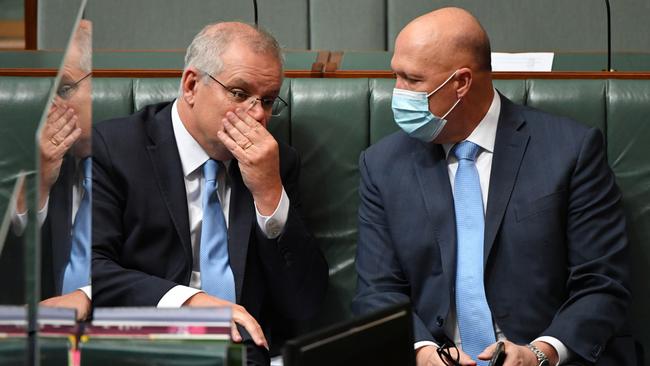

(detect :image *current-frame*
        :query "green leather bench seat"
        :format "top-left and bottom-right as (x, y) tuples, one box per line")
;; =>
(0, 76), (649, 364)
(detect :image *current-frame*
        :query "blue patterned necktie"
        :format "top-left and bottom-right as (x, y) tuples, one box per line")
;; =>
(453, 141), (495, 364)
(200, 159), (236, 302)
(62, 157), (91, 294)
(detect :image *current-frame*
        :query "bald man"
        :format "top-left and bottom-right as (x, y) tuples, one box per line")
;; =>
(353, 8), (634, 366)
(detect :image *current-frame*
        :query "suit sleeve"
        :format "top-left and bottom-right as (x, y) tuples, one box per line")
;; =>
(352, 150), (434, 343)
(543, 128), (631, 363)
(91, 127), (179, 306)
(253, 146), (328, 320)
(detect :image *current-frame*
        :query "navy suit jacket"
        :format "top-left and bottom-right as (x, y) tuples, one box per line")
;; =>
(353, 94), (635, 365)
(0, 155), (76, 302)
(91, 102), (328, 337)
(42, 155), (77, 297)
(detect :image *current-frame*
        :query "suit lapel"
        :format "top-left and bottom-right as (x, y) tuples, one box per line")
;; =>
(50, 155), (75, 293)
(226, 162), (252, 303)
(145, 104), (193, 274)
(412, 142), (457, 289)
(484, 95), (530, 264)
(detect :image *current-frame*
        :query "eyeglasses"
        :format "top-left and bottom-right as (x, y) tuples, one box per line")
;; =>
(436, 337), (461, 366)
(56, 72), (92, 100)
(204, 72), (288, 117)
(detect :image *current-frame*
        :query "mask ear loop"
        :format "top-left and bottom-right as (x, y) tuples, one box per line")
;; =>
(426, 69), (459, 98)
(440, 97), (462, 119)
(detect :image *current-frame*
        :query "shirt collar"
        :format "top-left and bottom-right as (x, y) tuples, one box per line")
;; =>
(171, 99), (232, 177)
(171, 99), (211, 177)
(443, 88), (501, 158)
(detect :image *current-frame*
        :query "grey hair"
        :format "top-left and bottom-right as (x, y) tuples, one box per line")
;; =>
(180, 22), (282, 95)
(72, 21), (92, 74)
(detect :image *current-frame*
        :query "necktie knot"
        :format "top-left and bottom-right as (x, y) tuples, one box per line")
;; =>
(453, 141), (481, 162)
(203, 159), (219, 183)
(81, 157), (92, 189)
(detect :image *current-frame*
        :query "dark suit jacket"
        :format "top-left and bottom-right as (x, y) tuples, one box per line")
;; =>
(353, 94), (635, 365)
(42, 155), (77, 298)
(0, 155), (76, 303)
(91, 102), (327, 337)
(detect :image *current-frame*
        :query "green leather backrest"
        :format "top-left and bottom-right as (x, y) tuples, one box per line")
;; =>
(606, 80), (650, 360)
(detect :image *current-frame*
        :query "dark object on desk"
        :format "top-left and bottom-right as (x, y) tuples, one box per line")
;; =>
(282, 302), (415, 366)
(488, 341), (506, 366)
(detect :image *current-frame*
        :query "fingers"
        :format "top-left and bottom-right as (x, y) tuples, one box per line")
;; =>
(42, 107), (79, 153)
(231, 305), (268, 350)
(478, 342), (499, 360)
(231, 320), (242, 343)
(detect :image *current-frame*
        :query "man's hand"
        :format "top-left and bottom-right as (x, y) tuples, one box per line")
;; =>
(217, 109), (282, 215)
(478, 340), (558, 366)
(416, 345), (477, 366)
(39, 104), (81, 209)
(184, 292), (269, 350)
(40, 290), (91, 321)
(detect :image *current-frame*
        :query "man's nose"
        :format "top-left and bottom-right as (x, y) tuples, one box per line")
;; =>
(245, 99), (268, 127)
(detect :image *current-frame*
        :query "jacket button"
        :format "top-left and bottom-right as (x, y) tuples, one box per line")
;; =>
(591, 344), (601, 358)
(436, 316), (444, 327)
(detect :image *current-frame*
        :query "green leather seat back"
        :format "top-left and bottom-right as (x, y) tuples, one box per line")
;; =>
(607, 80), (650, 364)
(92, 78), (134, 124)
(289, 78), (369, 326)
(527, 79), (606, 133)
(369, 78), (398, 144)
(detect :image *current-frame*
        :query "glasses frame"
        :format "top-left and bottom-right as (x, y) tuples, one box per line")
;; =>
(56, 72), (92, 100)
(203, 72), (288, 117)
(436, 337), (461, 366)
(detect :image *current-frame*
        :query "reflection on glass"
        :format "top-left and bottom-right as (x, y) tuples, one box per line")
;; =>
(37, 19), (92, 322)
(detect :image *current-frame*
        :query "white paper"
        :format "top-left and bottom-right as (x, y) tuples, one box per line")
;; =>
(491, 52), (554, 72)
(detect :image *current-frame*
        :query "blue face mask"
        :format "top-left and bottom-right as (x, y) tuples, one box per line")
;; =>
(391, 70), (462, 142)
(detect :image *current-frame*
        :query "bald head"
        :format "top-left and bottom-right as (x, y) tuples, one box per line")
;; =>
(396, 7), (491, 72)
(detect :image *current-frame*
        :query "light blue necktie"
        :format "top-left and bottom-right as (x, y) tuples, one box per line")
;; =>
(62, 157), (91, 294)
(453, 141), (495, 364)
(200, 159), (236, 302)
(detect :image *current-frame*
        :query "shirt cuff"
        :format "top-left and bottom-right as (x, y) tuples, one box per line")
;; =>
(11, 210), (27, 236)
(254, 186), (289, 239)
(78, 285), (92, 300)
(37, 196), (49, 227)
(534, 336), (570, 366)
(414, 341), (439, 350)
(157, 285), (203, 308)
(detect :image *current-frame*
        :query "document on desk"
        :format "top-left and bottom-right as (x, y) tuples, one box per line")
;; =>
(491, 52), (554, 72)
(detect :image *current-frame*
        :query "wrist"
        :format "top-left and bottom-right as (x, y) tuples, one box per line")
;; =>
(528, 342), (555, 366)
(253, 182), (282, 216)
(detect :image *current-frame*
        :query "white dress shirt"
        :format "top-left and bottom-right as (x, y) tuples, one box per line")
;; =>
(414, 90), (569, 365)
(157, 99), (290, 307)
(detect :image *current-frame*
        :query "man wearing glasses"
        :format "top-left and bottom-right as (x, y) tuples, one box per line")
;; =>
(8, 20), (93, 320)
(91, 22), (327, 365)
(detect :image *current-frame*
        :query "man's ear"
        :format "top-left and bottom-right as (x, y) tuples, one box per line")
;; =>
(181, 68), (200, 106)
(455, 67), (473, 99)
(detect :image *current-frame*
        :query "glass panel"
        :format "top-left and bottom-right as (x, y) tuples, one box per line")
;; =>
(0, 0), (85, 364)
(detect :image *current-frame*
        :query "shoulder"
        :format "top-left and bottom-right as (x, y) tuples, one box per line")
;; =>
(93, 102), (172, 141)
(500, 95), (599, 153)
(362, 130), (424, 169)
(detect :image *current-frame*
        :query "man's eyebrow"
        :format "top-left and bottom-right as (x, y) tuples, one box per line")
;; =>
(227, 78), (253, 90)
(229, 77), (280, 98)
